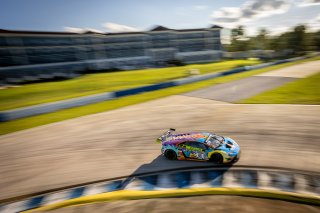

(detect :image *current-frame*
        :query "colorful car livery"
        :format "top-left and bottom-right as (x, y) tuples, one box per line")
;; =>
(156, 128), (241, 164)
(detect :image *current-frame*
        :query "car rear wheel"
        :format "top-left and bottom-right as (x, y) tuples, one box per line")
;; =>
(210, 153), (223, 164)
(164, 150), (177, 160)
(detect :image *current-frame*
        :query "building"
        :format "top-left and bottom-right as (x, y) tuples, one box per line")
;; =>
(0, 25), (223, 83)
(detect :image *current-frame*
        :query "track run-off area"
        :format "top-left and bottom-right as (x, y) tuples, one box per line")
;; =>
(0, 60), (319, 211)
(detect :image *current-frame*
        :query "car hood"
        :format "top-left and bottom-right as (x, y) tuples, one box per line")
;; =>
(216, 137), (240, 154)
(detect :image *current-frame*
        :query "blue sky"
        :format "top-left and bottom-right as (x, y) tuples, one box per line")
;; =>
(0, 0), (319, 40)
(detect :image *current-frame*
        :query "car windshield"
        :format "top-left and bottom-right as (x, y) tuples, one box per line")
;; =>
(205, 134), (224, 148)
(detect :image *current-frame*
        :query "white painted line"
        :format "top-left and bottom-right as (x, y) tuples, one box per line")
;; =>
(83, 184), (107, 196)
(123, 178), (144, 191)
(0, 200), (28, 213)
(222, 171), (243, 188)
(257, 172), (279, 191)
(189, 172), (211, 188)
(41, 190), (70, 206)
(294, 174), (317, 195)
(155, 173), (177, 190)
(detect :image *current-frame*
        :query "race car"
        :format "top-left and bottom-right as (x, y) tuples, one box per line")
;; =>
(156, 128), (240, 164)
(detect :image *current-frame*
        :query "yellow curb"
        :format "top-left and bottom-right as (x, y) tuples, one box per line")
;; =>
(23, 188), (320, 212)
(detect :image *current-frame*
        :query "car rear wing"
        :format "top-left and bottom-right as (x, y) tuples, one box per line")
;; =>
(156, 128), (175, 143)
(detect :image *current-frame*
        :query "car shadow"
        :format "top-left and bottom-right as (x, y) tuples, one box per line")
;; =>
(119, 155), (234, 190)
(129, 155), (233, 176)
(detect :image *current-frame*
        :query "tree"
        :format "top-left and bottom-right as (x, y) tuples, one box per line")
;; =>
(231, 25), (245, 41)
(225, 24), (313, 55)
(290, 25), (306, 52)
(304, 30), (320, 51)
(256, 28), (269, 50)
(229, 25), (249, 51)
(269, 32), (291, 52)
(314, 30), (320, 51)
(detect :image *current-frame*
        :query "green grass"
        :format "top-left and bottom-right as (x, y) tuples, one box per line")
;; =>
(239, 72), (320, 104)
(0, 59), (260, 111)
(0, 56), (319, 135)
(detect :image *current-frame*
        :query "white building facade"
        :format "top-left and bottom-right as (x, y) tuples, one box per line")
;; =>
(0, 25), (223, 83)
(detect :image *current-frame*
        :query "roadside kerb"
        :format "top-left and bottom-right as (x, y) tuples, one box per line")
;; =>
(0, 166), (319, 213)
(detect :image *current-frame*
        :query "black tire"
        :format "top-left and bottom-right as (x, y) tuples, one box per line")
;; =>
(210, 153), (223, 164)
(164, 150), (177, 160)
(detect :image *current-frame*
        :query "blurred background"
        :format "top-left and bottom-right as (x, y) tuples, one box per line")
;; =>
(0, 0), (319, 212)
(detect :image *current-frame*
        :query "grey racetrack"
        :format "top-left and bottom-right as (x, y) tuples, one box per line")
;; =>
(0, 95), (319, 201)
(183, 76), (296, 102)
(0, 60), (319, 208)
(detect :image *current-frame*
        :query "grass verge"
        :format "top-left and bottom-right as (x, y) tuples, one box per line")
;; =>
(239, 72), (320, 104)
(0, 56), (319, 135)
(0, 59), (260, 111)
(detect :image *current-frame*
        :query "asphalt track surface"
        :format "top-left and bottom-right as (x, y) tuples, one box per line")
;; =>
(0, 60), (319, 205)
(0, 96), (319, 201)
(184, 76), (296, 102)
(184, 60), (320, 102)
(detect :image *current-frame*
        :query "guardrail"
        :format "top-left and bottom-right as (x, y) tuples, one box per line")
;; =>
(0, 56), (310, 122)
(0, 166), (319, 212)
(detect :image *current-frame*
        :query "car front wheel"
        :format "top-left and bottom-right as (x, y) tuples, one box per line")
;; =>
(164, 149), (177, 160)
(210, 153), (223, 164)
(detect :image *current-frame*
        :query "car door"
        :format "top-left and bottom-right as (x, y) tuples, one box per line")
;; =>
(180, 141), (207, 160)
(176, 142), (189, 158)
(192, 142), (208, 160)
